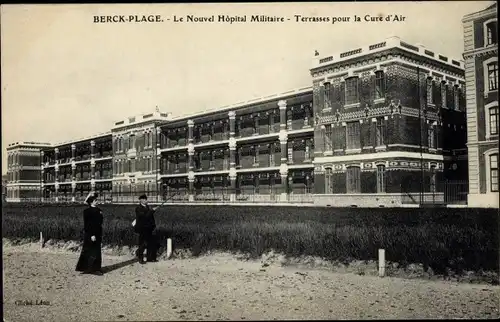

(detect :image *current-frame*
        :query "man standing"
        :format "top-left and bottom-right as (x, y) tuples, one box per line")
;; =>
(135, 194), (158, 264)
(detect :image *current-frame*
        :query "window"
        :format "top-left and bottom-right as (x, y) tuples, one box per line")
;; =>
(454, 85), (460, 111)
(485, 20), (498, 46)
(487, 62), (498, 91)
(346, 122), (361, 149)
(324, 125), (333, 151)
(325, 168), (333, 193)
(485, 102), (499, 138)
(376, 118), (386, 146)
(490, 154), (498, 192)
(376, 165), (385, 193)
(345, 77), (359, 105)
(346, 166), (361, 193)
(428, 126), (435, 149)
(426, 77), (433, 105)
(441, 81), (448, 107)
(129, 135), (136, 150)
(490, 106), (499, 136)
(324, 82), (331, 108)
(375, 71), (386, 100)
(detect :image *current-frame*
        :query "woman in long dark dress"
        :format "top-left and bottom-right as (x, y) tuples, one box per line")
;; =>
(75, 192), (104, 275)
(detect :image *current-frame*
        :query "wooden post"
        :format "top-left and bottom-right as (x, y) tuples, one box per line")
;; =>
(166, 238), (172, 259)
(40, 232), (44, 249)
(378, 249), (385, 277)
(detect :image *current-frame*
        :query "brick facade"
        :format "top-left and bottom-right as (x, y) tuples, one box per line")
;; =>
(7, 36), (474, 207)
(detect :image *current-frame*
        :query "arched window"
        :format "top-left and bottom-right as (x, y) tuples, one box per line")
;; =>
(426, 77), (433, 105)
(345, 77), (359, 105)
(324, 82), (331, 108)
(428, 125), (436, 149)
(489, 106), (499, 136)
(430, 165), (437, 193)
(374, 70), (386, 100)
(488, 63), (498, 92)
(325, 167), (333, 194)
(485, 102), (499, 139)
(485, 149), (499, 193)
(484, 19), (498, 46)
(346, 121), (361, 150)
(376, 164), (386, 193)
(484, 57), (498, 94)
(346, 166), (361, 193)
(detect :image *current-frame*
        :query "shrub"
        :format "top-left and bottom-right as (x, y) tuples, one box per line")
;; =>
(2, 203), (498, 276)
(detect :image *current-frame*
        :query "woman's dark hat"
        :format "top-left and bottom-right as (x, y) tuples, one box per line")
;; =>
(139, 194), (148, 200)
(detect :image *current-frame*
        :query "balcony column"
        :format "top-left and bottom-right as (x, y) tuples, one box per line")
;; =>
(279, 131), (288, 165)
(71, 162), (76, 181)
(187, 119), (194, 143)
(287, 108), (293, 130)
(278, 100), (287, 130)
(71, 182), (76, 203)
(279, 163), (289, 202)
(228, 111), (237, 202)
(228, 110), (236, 165)
(187, 120), (195, 173)
(156, 127), (162, 150)
(71, 144), (76, 161)
(188, 171), (195, 202)
(91, 159), (96, 180)
(90, 140), (95, 159)
(55, 182), (59, 202)
(55, 156), (60, 182)
(229, 168), (237, 202)
(55, 148), (59, 164)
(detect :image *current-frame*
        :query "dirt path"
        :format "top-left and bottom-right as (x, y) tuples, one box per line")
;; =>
(3, 245), (499, 321)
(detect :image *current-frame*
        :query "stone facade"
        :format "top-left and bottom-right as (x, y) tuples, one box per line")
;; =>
(463, 3), (498, 208)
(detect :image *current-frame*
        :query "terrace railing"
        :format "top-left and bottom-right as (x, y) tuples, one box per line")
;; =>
(400, 179), (468, 206)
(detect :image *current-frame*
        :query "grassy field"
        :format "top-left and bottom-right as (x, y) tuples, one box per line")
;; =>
(2, 203), (498, 279)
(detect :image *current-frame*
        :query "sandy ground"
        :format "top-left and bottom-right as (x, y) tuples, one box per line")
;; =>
(3, 243), (499, 321)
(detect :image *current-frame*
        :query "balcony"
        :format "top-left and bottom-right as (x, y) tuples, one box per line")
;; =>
(94, 151), (113, 159)
(163, 163), (188, 175)
(75, 173), (91, 181)
(94, 172), (113, 180)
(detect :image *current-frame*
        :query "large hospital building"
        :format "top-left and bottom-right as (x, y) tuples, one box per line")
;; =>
(6, 35), (474, 207)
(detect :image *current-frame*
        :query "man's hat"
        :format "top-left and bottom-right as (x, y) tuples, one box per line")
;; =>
(84, 191), (99, 204)
(139, 194), (148, 200)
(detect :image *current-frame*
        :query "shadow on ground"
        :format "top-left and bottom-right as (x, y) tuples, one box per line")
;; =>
(102, 258), (138, 274)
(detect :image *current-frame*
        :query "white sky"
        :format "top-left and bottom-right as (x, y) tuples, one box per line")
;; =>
(1, 1), (492, 174)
